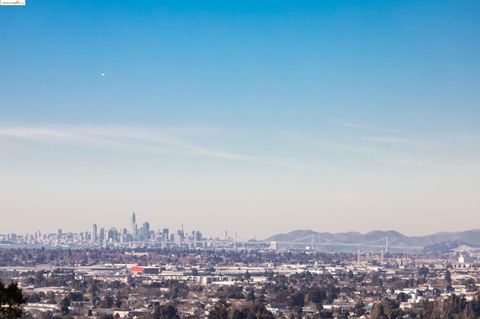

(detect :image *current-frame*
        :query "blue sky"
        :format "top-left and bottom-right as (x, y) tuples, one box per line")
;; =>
(0, 0), (479, 237)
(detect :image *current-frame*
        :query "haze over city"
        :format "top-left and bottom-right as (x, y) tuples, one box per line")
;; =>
(1, 0), (479, 238)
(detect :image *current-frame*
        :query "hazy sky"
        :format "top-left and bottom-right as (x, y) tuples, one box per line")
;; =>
(0, 0), (479, 238)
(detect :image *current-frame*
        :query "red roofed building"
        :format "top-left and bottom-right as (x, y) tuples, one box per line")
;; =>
(130, 266), (159, 274)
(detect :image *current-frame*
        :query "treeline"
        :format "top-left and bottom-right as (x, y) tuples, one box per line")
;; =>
(134, 300), (274, 319)
(207, 300), (274, 319)
(422, 294), (480, 319)
(370, 294), (480, 319)
(0, 248), (353, 267)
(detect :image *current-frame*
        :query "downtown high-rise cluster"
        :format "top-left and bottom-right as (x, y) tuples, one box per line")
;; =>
(88, 212), (203, 248)
(0, 212), (242, 249)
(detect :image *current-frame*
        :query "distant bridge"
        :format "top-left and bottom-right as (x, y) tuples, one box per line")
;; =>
(270, 234), (424, 251)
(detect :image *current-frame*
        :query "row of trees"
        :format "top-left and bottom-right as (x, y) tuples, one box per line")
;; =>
(145, 299), (274, 319)
(370, 294), (480, 319)
(208, 300), (274, 319)
(0, 248), (352, 267)
(422, 294), (480, 319)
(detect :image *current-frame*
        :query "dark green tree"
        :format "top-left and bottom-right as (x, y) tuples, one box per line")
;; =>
(245, 302), (274, 319)
(0, 281), (26, 319)
(445, 270), (453, 292)
(463, 295), (480, 318)
(228, 302), (274, 319)
(228, 308), (247, 319)
(208, 300), (229, 319)
(325, 283), (338, 303)
(370, 303), (387, 319)
(352, 300), (365, 317)
(370, 299), (401, 319)
(151, 302), (179, 319)
(59, 296), (71, 316)
(87, 278), (99, 306)
(245, 289), (255, 302)
(288, 291), (305, 309)
(306, 286), (326, 306)
(99, 294), (114, 308)
(288, 291), (304, 319)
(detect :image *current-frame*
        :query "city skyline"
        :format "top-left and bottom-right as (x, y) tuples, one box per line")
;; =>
(4, 211), (480, 255)
(1, 0), (480, 237)
(2, 211), (480, 244)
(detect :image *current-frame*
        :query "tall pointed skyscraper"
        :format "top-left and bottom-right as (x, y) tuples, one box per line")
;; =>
(131, 212), (137, 240)
(92, 224), (98, 243)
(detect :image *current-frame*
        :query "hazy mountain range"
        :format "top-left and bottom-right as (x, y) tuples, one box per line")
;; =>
(265, 229), (480, 252)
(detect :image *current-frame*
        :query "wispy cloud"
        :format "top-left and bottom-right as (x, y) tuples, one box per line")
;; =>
(0, 127), (72, 140)
(281, 130), (469, 170)
(283, 132), (380, 154)
(339, 121), (432, 149)
(0, 125), (307, 170)
(376, 156), (472, 170)
(359, 136), (432, 149)
(340, 122), (401, 134)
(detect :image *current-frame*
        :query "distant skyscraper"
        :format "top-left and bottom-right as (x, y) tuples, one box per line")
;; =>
(108, 227), (119, 242)
(92, 224), (98, 243)
(99, 227), (105, 244)
(131, 212), (137, 240)
(163, 228), (169, 241)
(131, 212), (136, 225)
(121, 228), (128, 243)
(143, 222), (150, 240)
